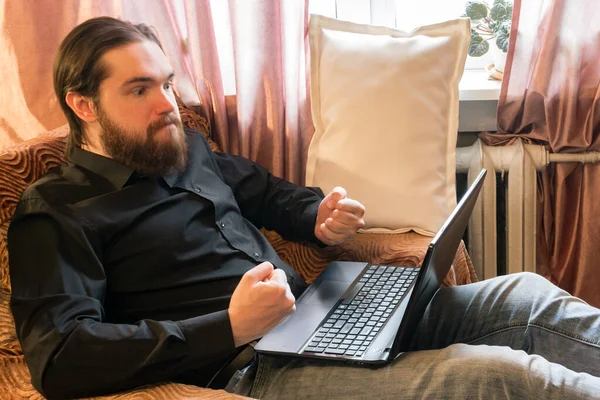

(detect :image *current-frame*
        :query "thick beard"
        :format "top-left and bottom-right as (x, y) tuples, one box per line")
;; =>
(97, 106), (188, 177)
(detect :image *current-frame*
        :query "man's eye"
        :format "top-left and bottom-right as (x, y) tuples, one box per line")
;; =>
(133, 88), (146, 96)
(164, 82), (173, 90)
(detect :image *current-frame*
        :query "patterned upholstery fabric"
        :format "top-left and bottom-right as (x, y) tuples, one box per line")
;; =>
(0, 103), (477, 399)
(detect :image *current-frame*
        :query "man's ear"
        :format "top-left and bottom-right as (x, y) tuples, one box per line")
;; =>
(65, 92), (97, 123)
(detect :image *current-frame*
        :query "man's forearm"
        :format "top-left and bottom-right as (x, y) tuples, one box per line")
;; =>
(17, 310), (235, 399)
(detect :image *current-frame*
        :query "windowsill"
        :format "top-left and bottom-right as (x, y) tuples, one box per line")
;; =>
(459, 69), (502, 101)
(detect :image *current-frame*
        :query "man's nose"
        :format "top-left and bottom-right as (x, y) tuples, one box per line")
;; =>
(155, 89), (176, 115)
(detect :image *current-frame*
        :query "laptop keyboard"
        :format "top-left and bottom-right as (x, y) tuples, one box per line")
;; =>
(302, 265), (418, 358)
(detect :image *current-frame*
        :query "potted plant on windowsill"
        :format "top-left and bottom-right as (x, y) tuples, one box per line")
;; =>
(465, 0), (513, 74)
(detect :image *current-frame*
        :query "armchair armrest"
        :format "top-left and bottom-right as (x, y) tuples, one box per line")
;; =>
(85, 382), (251, 400)
(262, 229), (478, 286)
(0, 354), (250, 400)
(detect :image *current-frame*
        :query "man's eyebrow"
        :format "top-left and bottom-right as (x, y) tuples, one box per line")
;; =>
(121, 72), (175, 87)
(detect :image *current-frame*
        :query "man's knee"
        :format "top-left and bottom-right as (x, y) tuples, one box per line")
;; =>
(510, 272), (567, 298)
(514, 271), (548, 285)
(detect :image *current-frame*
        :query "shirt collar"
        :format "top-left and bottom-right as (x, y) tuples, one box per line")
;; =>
(68, 147), (134, 189)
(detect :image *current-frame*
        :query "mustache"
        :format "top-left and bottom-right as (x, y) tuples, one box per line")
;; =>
(147, 114), (182, 137)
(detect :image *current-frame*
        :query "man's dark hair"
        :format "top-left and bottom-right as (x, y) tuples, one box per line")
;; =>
(53, 17), (164, 152)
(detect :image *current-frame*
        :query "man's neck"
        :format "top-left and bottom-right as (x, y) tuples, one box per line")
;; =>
(81, 129), (110, 159)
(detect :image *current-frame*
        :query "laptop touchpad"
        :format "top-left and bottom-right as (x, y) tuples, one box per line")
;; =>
(256, 280), (347, 354)
(299, 280), (348, 305)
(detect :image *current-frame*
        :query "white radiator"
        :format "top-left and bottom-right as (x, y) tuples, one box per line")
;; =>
(456, 139), (599, 280)
(456, 139), (600, 279)
(456, 139), (546, 279)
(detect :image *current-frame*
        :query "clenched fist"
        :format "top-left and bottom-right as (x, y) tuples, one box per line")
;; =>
(228, 262), (296, 347)
(315, 186), (365, 246)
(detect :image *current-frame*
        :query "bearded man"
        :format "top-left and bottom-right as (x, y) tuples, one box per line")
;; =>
(8, 16), (600, 400)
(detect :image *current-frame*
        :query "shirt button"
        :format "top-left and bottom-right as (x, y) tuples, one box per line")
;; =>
(193, 188), (201, 193)
(253, 252), (260, 258)
(219, 222), (226, 228)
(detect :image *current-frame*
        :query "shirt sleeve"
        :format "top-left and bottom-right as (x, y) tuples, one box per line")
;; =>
(8, 198), (236, 399)
(212, 150), (325, 244)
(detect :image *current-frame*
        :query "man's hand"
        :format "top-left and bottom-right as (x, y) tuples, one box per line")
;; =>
(228, 262), (296, 347)
(315, 186), (365, 246)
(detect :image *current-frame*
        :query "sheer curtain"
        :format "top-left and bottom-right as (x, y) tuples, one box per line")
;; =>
(485, 0), (600, 306)
(172, 0), (312, 184)
(1, 0), (77, 148)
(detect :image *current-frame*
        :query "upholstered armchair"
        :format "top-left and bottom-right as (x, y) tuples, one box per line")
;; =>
(0, 103), (477, 399)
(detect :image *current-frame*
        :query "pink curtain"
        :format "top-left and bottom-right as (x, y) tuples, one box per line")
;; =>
(1, 0), (75, 148)
(163, 0), (229, 149)
(172, 0), (313, 184)
(486, 0), (600, 306)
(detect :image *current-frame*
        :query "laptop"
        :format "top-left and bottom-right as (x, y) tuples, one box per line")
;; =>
(255, 169), (486, 365)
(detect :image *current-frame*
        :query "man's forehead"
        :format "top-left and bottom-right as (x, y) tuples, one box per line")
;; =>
(101, 41), (173, 84)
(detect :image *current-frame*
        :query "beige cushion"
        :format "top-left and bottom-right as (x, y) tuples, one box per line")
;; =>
(306, 15), (470, 235)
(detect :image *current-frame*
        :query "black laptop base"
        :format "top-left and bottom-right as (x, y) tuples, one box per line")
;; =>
(301, 265), (418, 361)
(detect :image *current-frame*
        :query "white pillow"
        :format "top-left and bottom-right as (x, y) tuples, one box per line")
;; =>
(306, 15), (470, 235)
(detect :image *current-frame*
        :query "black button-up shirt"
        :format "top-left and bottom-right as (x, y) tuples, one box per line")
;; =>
(8, 129), (323, 399)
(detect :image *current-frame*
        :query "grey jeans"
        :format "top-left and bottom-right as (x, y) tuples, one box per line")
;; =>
(230, 272), (600, 399)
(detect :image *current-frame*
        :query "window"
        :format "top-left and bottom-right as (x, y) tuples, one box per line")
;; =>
(308, 0), (494, 70)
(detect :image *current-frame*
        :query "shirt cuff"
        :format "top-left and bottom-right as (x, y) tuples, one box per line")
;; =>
(299, 199), (328, 247)
(177, 310), (237, 359)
